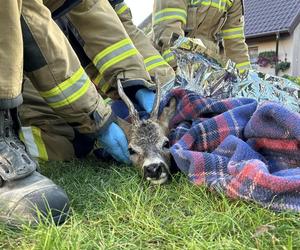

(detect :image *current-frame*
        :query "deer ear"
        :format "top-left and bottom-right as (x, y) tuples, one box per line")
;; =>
(158, 97), (177, 134)
(115, 117), (132, 139)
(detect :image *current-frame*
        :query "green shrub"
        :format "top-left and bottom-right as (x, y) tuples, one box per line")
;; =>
(282, 74), (300, 85)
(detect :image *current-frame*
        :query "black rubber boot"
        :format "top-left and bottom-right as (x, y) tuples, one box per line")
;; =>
(0, 109), (69, 227)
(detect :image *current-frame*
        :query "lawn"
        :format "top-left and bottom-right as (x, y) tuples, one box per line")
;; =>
(0, 159), (299, 249)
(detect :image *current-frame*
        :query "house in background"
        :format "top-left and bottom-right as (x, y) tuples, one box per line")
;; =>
(245, 0), (300, 76)
(139, 0), (300, 76)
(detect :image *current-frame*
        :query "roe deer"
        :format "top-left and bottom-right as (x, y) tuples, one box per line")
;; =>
(117, 79), (176, 185)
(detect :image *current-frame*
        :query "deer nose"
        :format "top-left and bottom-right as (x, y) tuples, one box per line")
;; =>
(144, 163), (163, 179)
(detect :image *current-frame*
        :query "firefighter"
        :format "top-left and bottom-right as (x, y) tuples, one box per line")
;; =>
(152, 0), (251, 73)
(0, 0), (130, 226)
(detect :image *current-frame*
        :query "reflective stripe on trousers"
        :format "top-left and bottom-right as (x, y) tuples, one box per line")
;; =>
(19, 126), (48, 161)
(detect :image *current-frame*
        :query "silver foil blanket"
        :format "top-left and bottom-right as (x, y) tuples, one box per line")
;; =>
(163, 37), (300, 113)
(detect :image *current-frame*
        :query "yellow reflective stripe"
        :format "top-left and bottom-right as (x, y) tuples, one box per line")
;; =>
(94, 74), (111, 93)
(101, 81), (111, 93)
(144, 55), (168, 71)
(223, 34), (244, 40)
(19, 131), (25, 144)
(147, 61), (168, 71)
(19, 127), (48, 161)
(162, 49), (172, 57)
(94, 73), (102, 86)
(31, 127), (48, 161)
(165, 56), (175, 63)
(162, 49), (175, 63)
(49, 78), (90, 108)
(93, 38), (138, 75)
(116, 3), (128, 15)
(155, 7), (187, 17)
(144, 55), (162, 64)
(221, 27), (244, 40)
(154, 15), (187, 25)
(236, 61), (251, 70)
(39, 67), (89, 109)
(201, 0), (227, 11)
(190, 0), (201, 5)
(222, 27), (243, 33)
(93, 38), (132, 66)
(154, 8), (187, 25)
(39, 67), (84, 98)
(190, 0), (232, 9)
(226, 0), (233, 7)
(100, 48), (138, 75)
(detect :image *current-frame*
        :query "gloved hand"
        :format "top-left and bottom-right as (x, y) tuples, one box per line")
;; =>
(135, 88), (155, 113)
(98, 122), (130, 164)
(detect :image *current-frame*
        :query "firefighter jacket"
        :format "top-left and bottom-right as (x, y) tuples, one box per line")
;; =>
(153, 0), (251, 72)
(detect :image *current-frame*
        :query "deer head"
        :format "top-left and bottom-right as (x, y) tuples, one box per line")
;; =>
(117, 79), (176, 185)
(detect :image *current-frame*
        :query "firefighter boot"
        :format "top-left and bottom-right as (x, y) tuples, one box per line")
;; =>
(0, 109), (69, 227)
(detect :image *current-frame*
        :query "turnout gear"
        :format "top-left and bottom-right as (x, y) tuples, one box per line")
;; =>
(153, 0), (251, 72)
(0, 170), (69, 227)
(112, 0), (176, 85)
(0, 0), (124, 226)
(19, 0), (113, 135)
(20, 78), (86, 161)
(63, 0), (153, 94)
(0, 108), (69, 226)
(19, 0), (174, 161)
(0, 109), (36, 183)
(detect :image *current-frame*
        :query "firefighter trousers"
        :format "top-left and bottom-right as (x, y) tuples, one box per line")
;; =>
(19, 78), (80, 161)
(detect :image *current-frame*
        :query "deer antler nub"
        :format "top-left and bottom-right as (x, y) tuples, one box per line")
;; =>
(117, 79), (140, 125)
(150, 75), (161, 120)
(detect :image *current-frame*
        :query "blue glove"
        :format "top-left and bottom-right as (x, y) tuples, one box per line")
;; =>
(135, 88), (155, 113)
(98, 122), (130, 164)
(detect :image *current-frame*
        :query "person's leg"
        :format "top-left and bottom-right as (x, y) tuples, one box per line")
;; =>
(19, 77), (77, 161)
(0, 0), (69, 227)
(20, 77), (96, 161)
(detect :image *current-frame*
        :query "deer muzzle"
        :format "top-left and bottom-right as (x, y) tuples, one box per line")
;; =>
(143, 159), (169, 185)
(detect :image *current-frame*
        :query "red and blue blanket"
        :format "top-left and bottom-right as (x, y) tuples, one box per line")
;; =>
(162, 88), (300, 212)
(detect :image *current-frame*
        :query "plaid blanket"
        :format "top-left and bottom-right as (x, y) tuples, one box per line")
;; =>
(161, 88), (300, 212)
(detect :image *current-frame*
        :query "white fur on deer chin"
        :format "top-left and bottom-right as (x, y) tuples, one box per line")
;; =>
(147, 175), (169, 185)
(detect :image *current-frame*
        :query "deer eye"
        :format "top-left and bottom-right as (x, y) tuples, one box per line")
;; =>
(128, 147), (137, 155)
(163, 140), (169, 149)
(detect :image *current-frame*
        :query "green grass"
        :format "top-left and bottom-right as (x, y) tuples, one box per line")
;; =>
(1, 159), (300, 249)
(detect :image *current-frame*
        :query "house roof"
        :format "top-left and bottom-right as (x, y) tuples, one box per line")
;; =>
(244, 0), (300, 38)
(139, 0), (300, 38)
